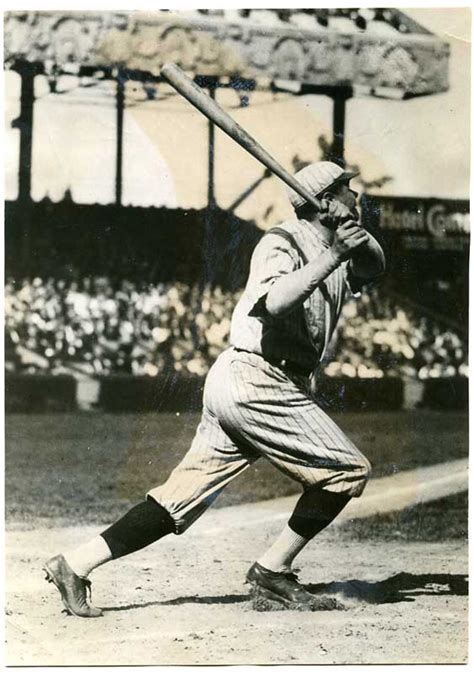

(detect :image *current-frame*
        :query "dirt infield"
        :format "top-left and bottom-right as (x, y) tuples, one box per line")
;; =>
(5, 411), (469, 664)
(6, 515), (468, 665)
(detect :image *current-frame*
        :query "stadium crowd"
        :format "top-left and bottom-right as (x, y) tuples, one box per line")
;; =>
(327, 292), (467, 380)
(5, 276), (468, 380)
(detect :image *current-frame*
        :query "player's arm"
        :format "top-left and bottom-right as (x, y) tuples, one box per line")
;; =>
(348, 229), (386, 280)
(265, 222), (369, 318)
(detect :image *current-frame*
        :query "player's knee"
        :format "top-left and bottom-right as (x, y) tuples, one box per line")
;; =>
(359, 455), (372, 481)
(350, 455), (371, 496)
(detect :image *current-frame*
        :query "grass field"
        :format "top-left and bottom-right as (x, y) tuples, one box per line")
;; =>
(6, 409), (468, 532)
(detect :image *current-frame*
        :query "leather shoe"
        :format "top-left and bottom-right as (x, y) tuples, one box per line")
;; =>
(43, 554), (103, 618)
(246, 562), (317, 607)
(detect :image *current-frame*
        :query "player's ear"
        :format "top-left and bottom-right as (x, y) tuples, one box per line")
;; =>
(321, 190), (336, 202)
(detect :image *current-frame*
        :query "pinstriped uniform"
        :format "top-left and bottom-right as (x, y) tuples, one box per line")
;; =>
(148, 218), (371, 533)
(230, 219), (357, 369)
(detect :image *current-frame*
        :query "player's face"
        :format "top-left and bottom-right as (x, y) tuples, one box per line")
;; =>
(334, 182), (359, 219)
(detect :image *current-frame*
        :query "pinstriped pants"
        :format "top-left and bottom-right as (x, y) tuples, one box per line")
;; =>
(148, 347), (371, 533)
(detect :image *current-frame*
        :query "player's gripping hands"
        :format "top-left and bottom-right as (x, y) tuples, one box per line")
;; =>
(330, 221), (369, 263)
(319, 197), (353, 223)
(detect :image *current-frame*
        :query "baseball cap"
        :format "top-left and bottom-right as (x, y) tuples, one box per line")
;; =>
(287, 161), (359, 209)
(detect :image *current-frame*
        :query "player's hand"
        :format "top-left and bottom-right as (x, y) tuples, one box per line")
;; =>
(319, 199), (353, 228)
(331, 221), (369, 262)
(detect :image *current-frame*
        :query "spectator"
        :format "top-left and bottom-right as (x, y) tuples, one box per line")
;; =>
(4, 277), (468, 380)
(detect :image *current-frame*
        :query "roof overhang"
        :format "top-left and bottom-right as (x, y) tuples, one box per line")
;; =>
(4, 10), (449, 99)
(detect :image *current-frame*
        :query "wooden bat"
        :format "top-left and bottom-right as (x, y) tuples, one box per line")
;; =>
(160, 62), (321, 213)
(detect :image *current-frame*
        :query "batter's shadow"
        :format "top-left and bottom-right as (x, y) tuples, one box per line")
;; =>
(102, 573), (468, 612)
(306, 572), (468, 604)
(103, 593), (249, 613)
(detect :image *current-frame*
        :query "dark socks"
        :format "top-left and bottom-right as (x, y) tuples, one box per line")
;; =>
(288, 487), (351, 539)
(101, 499), (175, 559)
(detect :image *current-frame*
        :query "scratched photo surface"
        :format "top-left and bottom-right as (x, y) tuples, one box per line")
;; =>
(4, 7), (469, 666)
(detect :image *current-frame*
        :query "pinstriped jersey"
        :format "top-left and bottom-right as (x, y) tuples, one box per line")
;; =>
(230, 218), (356, 372)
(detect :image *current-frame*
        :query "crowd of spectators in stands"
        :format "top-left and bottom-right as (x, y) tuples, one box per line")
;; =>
(326, 291), (467, 380)
(5, 276), (468, 380)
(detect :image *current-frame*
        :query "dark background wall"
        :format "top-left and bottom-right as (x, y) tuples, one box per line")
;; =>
(5, 199), (263, 291)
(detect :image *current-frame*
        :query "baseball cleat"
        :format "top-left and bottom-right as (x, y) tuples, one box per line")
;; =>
(43, 554), (103, 618)
(246, 562), (318, 606)
(246, 562), (345, 610)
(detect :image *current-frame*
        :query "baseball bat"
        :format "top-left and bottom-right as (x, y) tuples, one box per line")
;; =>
(160, 62), (321, 213)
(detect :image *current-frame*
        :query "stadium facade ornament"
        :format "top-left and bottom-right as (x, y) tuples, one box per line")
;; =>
(4, 9), (449, 97)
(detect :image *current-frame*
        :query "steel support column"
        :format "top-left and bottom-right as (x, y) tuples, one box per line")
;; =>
(115, 69), (125, 206)
(331, 90), (352, 167)
(207, 84), (216, 209)
(11, 61), (39, 269)
(200, 78), (219, 285)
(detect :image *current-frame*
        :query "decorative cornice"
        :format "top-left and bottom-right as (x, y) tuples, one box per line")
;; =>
(4, 11), (449, 96)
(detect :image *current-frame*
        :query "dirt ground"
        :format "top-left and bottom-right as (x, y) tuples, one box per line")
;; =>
(6, 503), (468, 666)
(5, 411), (469, 665)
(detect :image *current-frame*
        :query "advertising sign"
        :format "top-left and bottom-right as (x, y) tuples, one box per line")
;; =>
(361, 195), (469, 252)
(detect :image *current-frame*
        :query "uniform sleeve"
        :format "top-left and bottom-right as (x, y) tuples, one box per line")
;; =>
(246, 234), (299, 319)
(343, 261), (363, 297)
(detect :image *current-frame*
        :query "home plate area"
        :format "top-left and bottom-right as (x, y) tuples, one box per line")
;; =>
(6, 460), (468, 666)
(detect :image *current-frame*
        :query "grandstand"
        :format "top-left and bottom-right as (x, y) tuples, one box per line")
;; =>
(5, 274), (468, 382)
(4, 9), (468, 412)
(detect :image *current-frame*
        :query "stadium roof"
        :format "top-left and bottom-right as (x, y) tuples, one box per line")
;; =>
(4, 8), (449, 98)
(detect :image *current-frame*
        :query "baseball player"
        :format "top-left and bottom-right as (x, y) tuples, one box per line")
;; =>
(44, 161), (385, 616)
